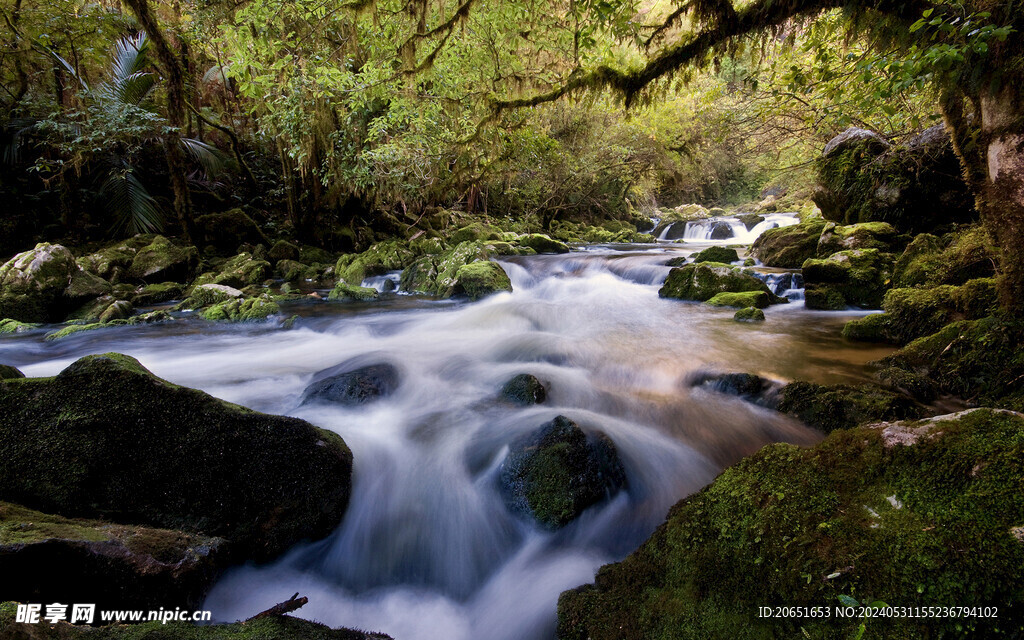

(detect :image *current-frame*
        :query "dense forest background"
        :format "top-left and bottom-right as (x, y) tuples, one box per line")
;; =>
(2, 0), (958, 255)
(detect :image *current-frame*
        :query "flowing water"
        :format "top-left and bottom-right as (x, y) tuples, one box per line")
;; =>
(0, 233), (895, 640)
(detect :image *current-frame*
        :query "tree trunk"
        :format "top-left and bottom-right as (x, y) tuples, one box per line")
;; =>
(978, 84), (1024, 311)
(123, 0), (196, 245)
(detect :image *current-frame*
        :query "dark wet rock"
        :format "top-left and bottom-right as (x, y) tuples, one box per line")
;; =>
(301, 361), (401, 406)
(708, 221), (733, 239)
(133, 281), (185, 306)
(688, 371), (780, 406)
(500, 373), (547, 405)
(0, 501), (226, 609)
(557, 408), (1024, 640)
(690, 246), (738, 264)
(0, 365), (24, 380)
(777, 380), (922, 433)
(750, 219), (827, 268)
(0, 243), (112, 323)
(0, 353), (352, 561)
(500, 416), (626, 530)
(736, 213), (765, 230)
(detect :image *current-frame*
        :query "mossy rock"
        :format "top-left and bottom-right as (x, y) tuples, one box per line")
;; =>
(733, 307), (765, 322)
(0, 353), (353, 560)
(816, 221), (902, 257)
(335, 241), (416, 285)
(499, 416), (626, 529)
(879, 316), (1024, 411)
(191, 254), (270, 290)
(400, 241), (520, 298)
(558, 408), (1024, 640)
(735, 213), (764, 230)
(194, 209), (268, 254)
(77, 241), (143, 283)
(44, 323), (111, 341)
(0, 319), (40, 334)
(178, 284), (244, 310)
(0, 365), (25, 380)
(0, 501), (226, 609)
(841, 313), (892, 342)
(199, 295), (279, 322)
(706, 291), (771, 309)
(660, 204), (710, 223)
(133, 282), (185, 306)
(328, 283), (379, 301)
(453, 261), (512, 301)
(127, 236), (199, 284)
(449, 223), (504, 244)
(690, 246), (739, 264)
(659, 264), (773, 302)
(777, 381), (922, 433)
(500, 373), (547, 405)
(802, 248), (895, 310)
(0, 244), (112, 323)
(267, 240), (300, 264)
(518, 234), (570, 254)
(749, 219), (827, 268)
(893, 225), (996, 288)
(276, 259), (315, 282)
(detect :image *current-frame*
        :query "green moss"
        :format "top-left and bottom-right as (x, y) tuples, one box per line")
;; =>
(802, 248), (895, 310)
(816, 221), (901, 257)
(706, 291), (770, 309)
(777, 381), (921, 433)
(659, 264), (773, 302)
(133, 282), (184, 306)
(691, 246), (739, 264)
(518, 233), (570, 254)
(127, 236), (198, 283)
(199, 296), (279, 322)
(44, 323), (108, 341)
(454, 261), (513, 301)
(841, 313), (892, 342)
(0, 319), (39, 334)
(733, 307), (765, 322)
(749, 219), (827, 268)
(328, 283), (379, 301)
(335, 241), (416, 285)
(893, 226), (996, 288)
(449, 223), (503, 244)
(559, 409), (1024, 640)
(0, 365), (25, 380)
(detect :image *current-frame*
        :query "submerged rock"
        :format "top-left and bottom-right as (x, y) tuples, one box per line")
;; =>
(0, 243), (111, 323)
(557, 408), (1024, 639)
(749, 219), (827, 269)
(301, 361), (401, 406)
(659, 264), (775, 303)
(499, 415), (626, 530)
(0, 353), (353, 560)
(733, 307), (765, 322)
(688, 371), (779, 405)
(0, 501), (226, 609)
(500, 373), (547, 405)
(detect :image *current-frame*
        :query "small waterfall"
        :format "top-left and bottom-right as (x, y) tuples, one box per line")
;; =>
(674, 213), (800, 244)
(362, 271), (402, 293)
(750, 270), (805, 301)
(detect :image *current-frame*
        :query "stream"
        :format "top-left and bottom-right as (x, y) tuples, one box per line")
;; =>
(0, 216), (895, 640)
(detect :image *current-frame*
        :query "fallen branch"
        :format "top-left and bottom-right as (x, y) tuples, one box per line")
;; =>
(246, 592), (308, 621)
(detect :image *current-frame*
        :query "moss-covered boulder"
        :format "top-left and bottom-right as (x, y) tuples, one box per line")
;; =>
(879, 316), (1024, 411)
(558, 408), (1024, 640)
(276, 259), (316, 282)
(199, 295), (279, 322)
(126, 236), (199, 284)
(0, 243), (112, 323)
(705, 291), (771, 309)
(499, 416), (626, 530)
(191, 253), (271, 290)
(518, 233), (570, 254)
(500, 373), (547, 405)
(812, 125), (976, 233)
(449, 223), (504, 244)
(179, 283), (243, 309)
(133, 282), (185, 306)
(0, 353), (353, 560)
(802, 248), (895, 310)
(77, 237), (154, 283)
(690, 246), (739, 264)
(453, 261), (512, 301)
(335, 241), (416, 285)
(893, 225), (996, 289)
(777, 381), (922, 433)
(300, 361), (400, 406)
(0, 606), (392, 640)
(815, 221), (902, 257)
(0, 365), (24, 379)
(842, 278), (998, 345)
(0, 501), (226, 609)
(400, 241), (525, 298)
(0, 319), (39, 334)
(194, 208), (268, 254)
(733, 307), (765, 322)
(268, 240), (301, 264)
(659, 264), (774, 302)
(749, 219), (827, 268)
(736, 213), (764, 230)
(328, 283), (379, 301)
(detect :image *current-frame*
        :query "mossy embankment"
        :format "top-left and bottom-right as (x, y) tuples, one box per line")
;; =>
(558, 409), (1024, 639)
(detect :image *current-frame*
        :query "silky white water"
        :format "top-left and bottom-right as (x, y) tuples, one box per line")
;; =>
(0, 243), (892, 640)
